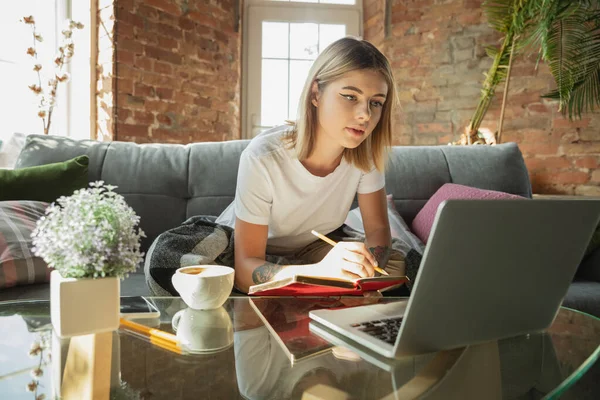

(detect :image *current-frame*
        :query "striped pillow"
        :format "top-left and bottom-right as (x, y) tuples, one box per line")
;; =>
(0, 201), (51, 289)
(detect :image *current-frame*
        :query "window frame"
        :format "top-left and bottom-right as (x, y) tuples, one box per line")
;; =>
(242, 0), (363, 139)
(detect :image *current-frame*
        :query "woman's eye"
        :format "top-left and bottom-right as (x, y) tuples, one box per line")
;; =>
(341, 94), (356, 101)
(371, 100), (384, 108)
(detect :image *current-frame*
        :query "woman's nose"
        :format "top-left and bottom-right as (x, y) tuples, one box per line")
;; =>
(356, 102), (371, 121)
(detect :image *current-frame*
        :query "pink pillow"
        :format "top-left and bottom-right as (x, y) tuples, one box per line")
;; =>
(411, 183), (525, 243)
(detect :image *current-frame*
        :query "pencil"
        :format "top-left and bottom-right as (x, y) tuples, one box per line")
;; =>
(119, 318), (182, 350)
(310, 230), (389, 276)
(122, 327), (184, 355)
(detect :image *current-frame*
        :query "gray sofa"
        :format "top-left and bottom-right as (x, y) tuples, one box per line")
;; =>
(3, 134), (599, 317)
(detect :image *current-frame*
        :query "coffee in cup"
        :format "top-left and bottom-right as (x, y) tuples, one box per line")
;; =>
(179, 267), (206, 275)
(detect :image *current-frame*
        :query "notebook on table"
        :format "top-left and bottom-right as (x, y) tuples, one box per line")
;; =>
(248, 297), (339, 364)
(309, 199), (600, 359)
(249, 297), (402, 364)
(248, 275), (409, 296)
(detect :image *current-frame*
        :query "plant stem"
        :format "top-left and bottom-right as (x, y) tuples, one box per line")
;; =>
(469, 31), (514, 142)
(47, 47), (68, 136)
(497, 34), (517, 144)
(31, 24), (47, 134)
(46, 109), (53, 135)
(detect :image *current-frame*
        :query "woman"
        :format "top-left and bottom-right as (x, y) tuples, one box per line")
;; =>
(216, 37), (404, 293)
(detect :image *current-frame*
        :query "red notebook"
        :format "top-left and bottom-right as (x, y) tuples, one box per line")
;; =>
(248, 275), (409, 296)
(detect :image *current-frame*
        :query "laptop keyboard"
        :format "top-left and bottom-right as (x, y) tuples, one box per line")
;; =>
(351, 317), (403, 345)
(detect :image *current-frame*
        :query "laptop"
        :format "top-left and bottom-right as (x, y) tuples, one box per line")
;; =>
(309, 199), (600, 358)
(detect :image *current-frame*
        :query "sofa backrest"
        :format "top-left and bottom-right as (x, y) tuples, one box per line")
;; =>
(16, 134), (531, 253)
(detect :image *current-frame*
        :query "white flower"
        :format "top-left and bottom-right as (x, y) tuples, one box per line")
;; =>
(56, 72), (70, 82)
(68, 20), (84, 30)
(31, 368), (43, 378)
(29, 341), (42, 357)
(26, 381), (38, 392)
(31, 181), (145, 279)
(28, 84), (42, 94)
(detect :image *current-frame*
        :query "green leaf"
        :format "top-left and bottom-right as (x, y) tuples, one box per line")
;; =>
(541, 2), (600, 118)
(483, 0), (516, 32)
(486, 45), (500, 58)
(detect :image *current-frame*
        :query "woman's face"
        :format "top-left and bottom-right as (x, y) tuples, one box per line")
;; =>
(313, 69), (388, 150)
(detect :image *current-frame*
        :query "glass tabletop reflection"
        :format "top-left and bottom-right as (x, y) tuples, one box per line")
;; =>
(0, 296), (598, 400)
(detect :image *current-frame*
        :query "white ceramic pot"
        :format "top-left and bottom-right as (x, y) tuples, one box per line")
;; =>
(50, 270), (120, 337)
(51, 330), (121, 398)
(171, 265), (234, 310)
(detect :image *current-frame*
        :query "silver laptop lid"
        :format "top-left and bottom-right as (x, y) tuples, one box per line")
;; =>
(395, 199), (600, 357)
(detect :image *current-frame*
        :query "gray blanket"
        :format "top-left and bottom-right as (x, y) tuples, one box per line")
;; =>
(144, 216), (421, 296)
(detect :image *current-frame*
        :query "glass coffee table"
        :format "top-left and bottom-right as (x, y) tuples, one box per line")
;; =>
(0, 296), (598, 399)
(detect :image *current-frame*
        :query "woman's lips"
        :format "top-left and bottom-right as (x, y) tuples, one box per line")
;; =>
(346, 127), (365, 136)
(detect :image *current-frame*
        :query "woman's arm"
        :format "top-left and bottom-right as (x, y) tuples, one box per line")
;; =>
(234, 218), (320, 293)
(357, 188), (392, 270)
(234, 217), (379, 293)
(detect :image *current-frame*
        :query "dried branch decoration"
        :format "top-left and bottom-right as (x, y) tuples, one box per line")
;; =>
(21, 15), (84, 134)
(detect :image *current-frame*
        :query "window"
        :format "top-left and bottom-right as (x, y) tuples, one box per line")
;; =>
(0, 0), (91, 141)
(243, 0), (362, 138)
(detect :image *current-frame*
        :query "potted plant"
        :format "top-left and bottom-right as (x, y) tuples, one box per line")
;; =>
(455, 0), (600, 145)
(31, 181), (145, 337)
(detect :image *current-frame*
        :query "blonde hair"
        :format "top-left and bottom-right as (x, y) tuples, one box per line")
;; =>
(285, 37), (398, 173)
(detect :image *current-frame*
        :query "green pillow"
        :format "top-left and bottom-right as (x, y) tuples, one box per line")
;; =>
(0, 155), (89, 203)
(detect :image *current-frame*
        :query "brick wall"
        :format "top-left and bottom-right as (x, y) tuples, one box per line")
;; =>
(365, 0), (600, 195)
(112, 0), (241, 143)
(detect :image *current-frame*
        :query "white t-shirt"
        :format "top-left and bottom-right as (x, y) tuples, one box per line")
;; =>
(216, 125), (385, 250)
(234, 327), (375, 399)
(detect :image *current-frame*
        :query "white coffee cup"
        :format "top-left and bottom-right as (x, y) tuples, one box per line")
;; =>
(171, 307), (233, 354)
(171, 265), (234, 310)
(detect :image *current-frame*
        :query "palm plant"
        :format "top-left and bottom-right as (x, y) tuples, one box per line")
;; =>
(459, 0), (600, 145)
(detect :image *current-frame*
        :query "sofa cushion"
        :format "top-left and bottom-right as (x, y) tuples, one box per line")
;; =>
(562, 280), (600, 318)
(411, 183), (525, 243)
(0, 155), (89, 202)
(0, 201), (51, 289)
(385, 143), (532, 223)
(15, 134), (249, 254)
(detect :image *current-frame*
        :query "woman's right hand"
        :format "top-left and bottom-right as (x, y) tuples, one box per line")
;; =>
(316, 242), (378, 279)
